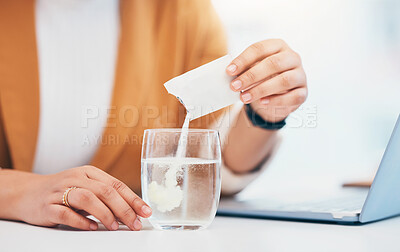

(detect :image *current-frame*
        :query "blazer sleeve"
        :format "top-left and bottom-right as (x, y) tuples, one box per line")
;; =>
(196, 1), (228, 65)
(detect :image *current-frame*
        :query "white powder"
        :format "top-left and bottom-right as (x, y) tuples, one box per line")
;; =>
(147, 177), (183, 212)
(147, 113), (191, 212)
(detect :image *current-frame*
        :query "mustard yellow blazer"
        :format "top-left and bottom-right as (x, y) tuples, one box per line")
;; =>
(0, 0), (227, 192)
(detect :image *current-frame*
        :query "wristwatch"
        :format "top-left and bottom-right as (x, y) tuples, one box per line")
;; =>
(244, 104), (286, 130)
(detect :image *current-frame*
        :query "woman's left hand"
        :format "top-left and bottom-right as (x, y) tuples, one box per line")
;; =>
(226, 39), (308, 123)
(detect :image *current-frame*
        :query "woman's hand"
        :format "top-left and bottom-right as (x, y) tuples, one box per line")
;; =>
(226, 39), (307, 123)
(12, 166), (151, 231)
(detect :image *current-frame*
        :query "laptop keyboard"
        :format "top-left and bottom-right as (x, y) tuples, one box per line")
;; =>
(248, 194), (367, 213)
(286, 196), (365, 212)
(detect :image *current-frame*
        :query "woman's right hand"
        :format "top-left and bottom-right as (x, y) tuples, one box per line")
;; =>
(10, 166), (152, 231)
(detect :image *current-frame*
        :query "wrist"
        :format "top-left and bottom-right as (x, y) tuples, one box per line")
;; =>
(0, 170), (20, 220)
(245, 104), (286, 130)
(0, 170), (41, 221)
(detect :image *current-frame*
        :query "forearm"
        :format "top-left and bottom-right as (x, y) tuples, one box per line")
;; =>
(222, 107), (279, 174)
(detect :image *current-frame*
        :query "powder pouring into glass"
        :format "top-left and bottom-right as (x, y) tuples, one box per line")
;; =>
(141, 113), (222, 230)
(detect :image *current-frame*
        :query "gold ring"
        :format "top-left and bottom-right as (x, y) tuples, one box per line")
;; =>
(62, 187), (77, 208)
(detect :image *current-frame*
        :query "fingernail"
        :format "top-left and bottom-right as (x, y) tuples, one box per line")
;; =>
(111, 221), (119, 231)
(241, 93), (252, 103)
(133, 219), (142, 230)
(142, 205), (152, 215)
(227, 64), (237, 73)
(261, 98), (270, 105)
(90, 223), (98, 231)
(231, 80), (242, 91)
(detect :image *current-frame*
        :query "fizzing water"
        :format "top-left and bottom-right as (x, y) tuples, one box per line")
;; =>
(142, 157), (220, 230)
(143, 113), (192, 215)
(141, 112), (221, 230)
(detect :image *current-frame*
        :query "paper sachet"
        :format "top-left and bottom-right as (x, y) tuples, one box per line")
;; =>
(164, 55), (241, 120)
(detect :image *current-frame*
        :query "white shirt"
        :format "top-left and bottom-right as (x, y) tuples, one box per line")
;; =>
(33, 0), (120, 174)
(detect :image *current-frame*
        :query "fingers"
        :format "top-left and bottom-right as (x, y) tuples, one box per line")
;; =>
(83, 166), (152, 218)
(260, 87), (308, 109)
(247, 87), (307, 122)
(67, 188), (119, 231)
(226, 39), (286, 76)
(76, 179), (142, 231)
(110, 180), (152, 218)
(48, 204), (98, 231)
(240, 69), (306, 104)
(225, 39), (307, 112)
(231, 51), (301, 92)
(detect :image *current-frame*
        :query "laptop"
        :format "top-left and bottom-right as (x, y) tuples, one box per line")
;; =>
(217, 115), (400, 224)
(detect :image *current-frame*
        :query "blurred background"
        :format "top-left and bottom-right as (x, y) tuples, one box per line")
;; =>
(212, 0), (400, 200)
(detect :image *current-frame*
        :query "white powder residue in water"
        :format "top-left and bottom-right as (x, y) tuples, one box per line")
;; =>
(147, 176), (183, 212)
(147, 113), (191, 212)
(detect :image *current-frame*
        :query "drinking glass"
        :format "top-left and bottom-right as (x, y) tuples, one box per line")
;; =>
(141, 129), (221, 230)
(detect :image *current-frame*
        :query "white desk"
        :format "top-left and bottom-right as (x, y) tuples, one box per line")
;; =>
(1, 216), (399, 252)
